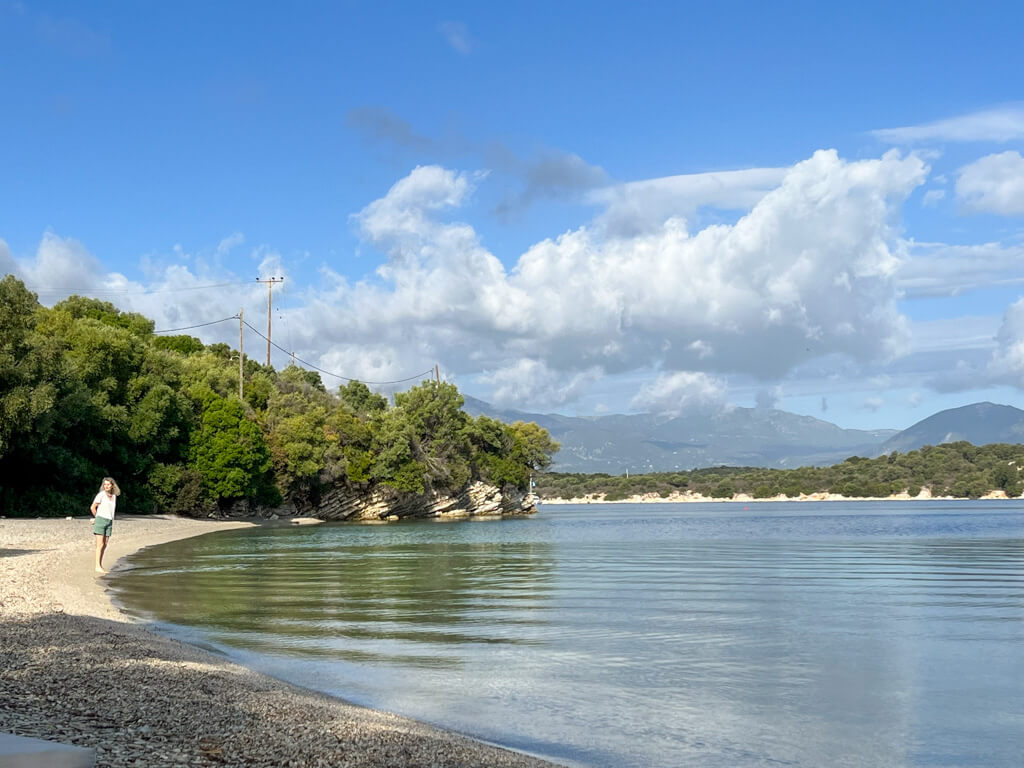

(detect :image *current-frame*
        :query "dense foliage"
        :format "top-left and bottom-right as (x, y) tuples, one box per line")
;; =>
(536, 442), (1024, 501)
(0, 277), (559, 517)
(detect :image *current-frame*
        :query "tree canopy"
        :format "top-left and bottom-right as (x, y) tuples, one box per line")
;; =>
(535, 441), (1024, 501)
(0, 277), (559, 517)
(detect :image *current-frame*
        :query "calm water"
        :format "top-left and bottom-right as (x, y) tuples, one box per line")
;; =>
(109, 502), (1024, 767)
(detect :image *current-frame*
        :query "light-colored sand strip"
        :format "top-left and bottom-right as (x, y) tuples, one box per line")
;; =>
(0, 515), (559, 768)
(1, 515), (259, 621)
(541, 488), (1014, 504)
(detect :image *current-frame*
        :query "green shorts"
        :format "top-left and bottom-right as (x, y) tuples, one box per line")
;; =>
(93, 517), (113, 537)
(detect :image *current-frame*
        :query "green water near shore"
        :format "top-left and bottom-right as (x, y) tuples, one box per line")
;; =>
(111, 501), (1024, 767)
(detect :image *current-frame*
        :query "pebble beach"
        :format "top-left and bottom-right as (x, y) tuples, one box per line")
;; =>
(0, 515), (557, 768)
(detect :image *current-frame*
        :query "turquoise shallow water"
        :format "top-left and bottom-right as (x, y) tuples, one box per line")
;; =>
(110, 501), (1024, 767)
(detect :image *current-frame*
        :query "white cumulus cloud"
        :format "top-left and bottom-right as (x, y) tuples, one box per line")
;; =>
(3, 148), (933, 411)
(4, 233), (274, 350)
(291, 150), (927, 406)
(16, 232), (109, 294)
(590, 166), (787, 236)
(630, 371), (727, 415)
(481, 359), (602, 409)
(956, 151), (1024, 215)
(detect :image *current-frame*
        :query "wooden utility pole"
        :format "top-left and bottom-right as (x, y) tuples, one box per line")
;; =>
(238, 308), (244, 399)
(435, 363), (441, 384)
(256, 276), (284, 366)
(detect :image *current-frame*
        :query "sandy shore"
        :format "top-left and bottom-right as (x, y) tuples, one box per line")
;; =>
(540, 489), (1014, 504)
(0, 515), (558, 767)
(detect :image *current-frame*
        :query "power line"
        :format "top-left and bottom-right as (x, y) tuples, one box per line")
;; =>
(241, 319), (433, 385)
(152, 314), (434, 386)
(27, 278), (437, 385)
(153, 316), (239, 334)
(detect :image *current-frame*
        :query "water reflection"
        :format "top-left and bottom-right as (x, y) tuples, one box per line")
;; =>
(110, 504), (1024, 768)
(114, 524), (555, 667)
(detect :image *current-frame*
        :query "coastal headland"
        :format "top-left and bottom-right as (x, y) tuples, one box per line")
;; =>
(0, 515), (556, 768)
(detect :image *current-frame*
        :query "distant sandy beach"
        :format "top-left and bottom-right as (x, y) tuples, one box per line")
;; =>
(0, 515), (557, 768)
(540, 488), (1015, 504)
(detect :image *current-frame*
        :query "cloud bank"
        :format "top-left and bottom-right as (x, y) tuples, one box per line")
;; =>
(6, 148), (934, 412)
(306, 149), (926, 405)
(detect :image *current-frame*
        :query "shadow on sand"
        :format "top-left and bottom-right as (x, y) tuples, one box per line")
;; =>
(0, 611), (552, 767)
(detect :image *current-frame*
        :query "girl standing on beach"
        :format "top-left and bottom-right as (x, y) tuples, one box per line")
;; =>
(90, 477), (120, 574)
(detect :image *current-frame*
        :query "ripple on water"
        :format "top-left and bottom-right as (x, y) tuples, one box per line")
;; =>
(110, 502), (1024, 768)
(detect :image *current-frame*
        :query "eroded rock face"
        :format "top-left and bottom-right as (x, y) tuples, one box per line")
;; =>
(312, 481), (537, 522)
(212, 482), (537, 522)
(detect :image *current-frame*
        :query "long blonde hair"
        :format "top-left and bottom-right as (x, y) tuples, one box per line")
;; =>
(100, 477), (121, 496)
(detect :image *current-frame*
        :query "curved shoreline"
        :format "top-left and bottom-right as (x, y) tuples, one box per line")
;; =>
(540, 489), (1015, 504)
(0, 515), (559, 767)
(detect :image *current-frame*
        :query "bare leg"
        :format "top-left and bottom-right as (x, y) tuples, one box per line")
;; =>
(94, 534), (108, 574)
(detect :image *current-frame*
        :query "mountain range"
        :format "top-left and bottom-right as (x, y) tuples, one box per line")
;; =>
(462, 398), (1024, 474)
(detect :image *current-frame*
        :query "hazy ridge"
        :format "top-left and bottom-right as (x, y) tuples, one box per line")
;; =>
(464, 398), (1024, 473)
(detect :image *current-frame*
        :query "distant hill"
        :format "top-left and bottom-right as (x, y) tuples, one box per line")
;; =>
(878, 402), (1024, 454)
(462, 396), (895, 473)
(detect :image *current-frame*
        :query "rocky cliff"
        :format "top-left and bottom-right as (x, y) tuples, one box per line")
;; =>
(217, 481), (537, 522)
(313, 481), (537, 522)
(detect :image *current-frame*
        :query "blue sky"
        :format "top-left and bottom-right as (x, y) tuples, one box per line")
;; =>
(4, 1), (1024, 431)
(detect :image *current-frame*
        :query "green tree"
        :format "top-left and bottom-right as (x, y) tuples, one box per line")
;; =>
(280, 363), (326, 392)
(152, 334), (205, 355)
(53, 295), (155, 337)
(189, 395), (276, 502)
(710, 481), (735, 498)
(395, 382), (472, 490)
(0, 278), (571, 516)
(509, 421), (560, 472)
(324, 407), (374, 485)
(989, 463), (1018, 494)
(369, 408), (425, 494)
(148, 462), (211, 516)
(267, 405), (329, 501)
(0, 277), (57, 462)
(467, 415), (559, 491)
(339, 380), (388, 417)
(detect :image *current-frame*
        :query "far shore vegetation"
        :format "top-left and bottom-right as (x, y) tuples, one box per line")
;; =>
(535, 441), (1024, 501)
(0, 276), (558, 518)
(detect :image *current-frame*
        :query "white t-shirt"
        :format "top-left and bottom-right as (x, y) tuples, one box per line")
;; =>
(93, 491), (116, 520)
